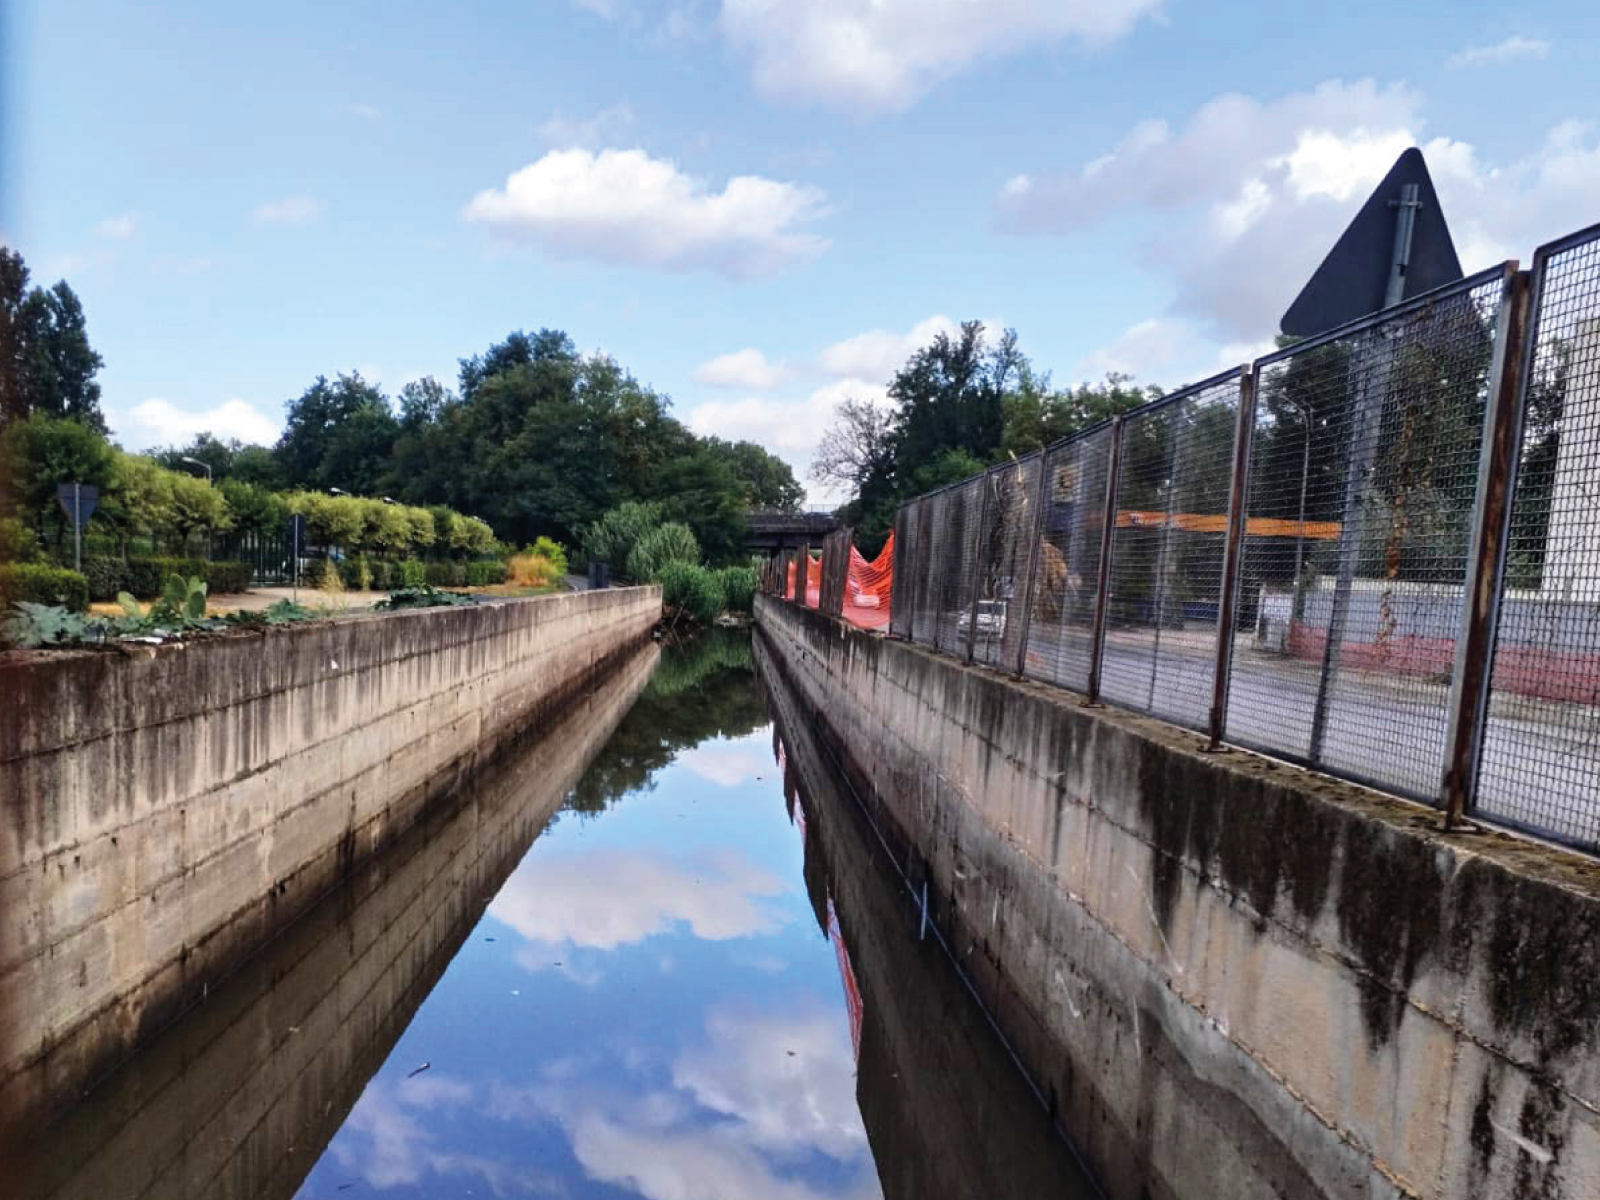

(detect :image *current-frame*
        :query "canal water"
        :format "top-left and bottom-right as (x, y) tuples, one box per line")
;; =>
(20, 630), (1098, 1200)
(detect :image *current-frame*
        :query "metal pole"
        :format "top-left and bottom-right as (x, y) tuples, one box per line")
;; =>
(1209, 370), (1257, 748)
(1011, 452), (1051, 678)
(73, 483), (81, 573)
(1308, 332), (1389, 764)
(1440, 263), (1529, 827)
(1086, 419), (1125, 705)
(1290, 398), (1312, 628)
(1384, 184), (1422, 309)
(964, 472), (995, 664)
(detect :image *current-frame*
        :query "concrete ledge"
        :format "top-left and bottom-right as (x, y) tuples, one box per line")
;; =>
(0, 586), (660, 1131)
(755, 594), (1600, 1200)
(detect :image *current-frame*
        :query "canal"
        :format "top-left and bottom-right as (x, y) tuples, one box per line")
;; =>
(17, 630), (1098, 1200)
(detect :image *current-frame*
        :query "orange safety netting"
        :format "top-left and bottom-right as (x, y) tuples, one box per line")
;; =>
(842, 533), (892, 631)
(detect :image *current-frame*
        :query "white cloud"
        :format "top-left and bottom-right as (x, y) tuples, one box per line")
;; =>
(717, 0), (1162, 113)
(539, 102), (637, 149)
(999, 79), (1600, 342)
(816, 316), (965, 383)
(1449, 35), (1550, 68)
(693, 347), (788, 390)
(112, 397), (281, 450)
(252, 195), (322, 224)
(350, 102), (382, 120)
(1073, 317), (1189, 381)
(488, 847), (786, 951)
(677, 740), (769, 786)
(463, 148), (828, 279)
(93, 213), (138, 240)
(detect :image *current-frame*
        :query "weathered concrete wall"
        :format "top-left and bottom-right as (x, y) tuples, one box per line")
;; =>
(12, 638), (657, 1200)
(0, 586), (659, 1131)
(755, 593), (1600, 1200)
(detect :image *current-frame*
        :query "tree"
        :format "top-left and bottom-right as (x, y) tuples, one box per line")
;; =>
(0, 413), (117, 541)
(0, 249), (106, 432)
(889, 321), (1012, 474)
(811, 398), (895, 501)
(702, 437), (804, 513)
(275, 372), (398, 495)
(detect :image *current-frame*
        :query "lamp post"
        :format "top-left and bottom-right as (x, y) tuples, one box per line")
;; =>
(1283, 398), (1314, 629)
(179, 456), (215, 560)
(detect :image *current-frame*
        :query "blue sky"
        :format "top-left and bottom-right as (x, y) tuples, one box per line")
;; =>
(7, 1), (1598, 504)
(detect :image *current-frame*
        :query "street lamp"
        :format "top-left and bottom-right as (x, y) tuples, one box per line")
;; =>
(179, 456), (215, 560)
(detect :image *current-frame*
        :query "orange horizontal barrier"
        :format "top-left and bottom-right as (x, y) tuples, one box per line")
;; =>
(1117, 511), (1342, 539)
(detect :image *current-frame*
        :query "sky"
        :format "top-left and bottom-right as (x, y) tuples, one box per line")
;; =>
(6, 0), (1599, 506)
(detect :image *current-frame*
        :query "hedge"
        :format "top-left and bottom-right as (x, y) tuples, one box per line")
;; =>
(424, 561), (468, 588)
(0, 564), (90, 613)
(80, 556), (252, 601)
(466, 559), (507, 586)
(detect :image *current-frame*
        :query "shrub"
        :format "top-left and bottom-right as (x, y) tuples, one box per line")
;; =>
(424, 560), (467, 588)
(0, 564), (90, 613)
(714, 565), (757, 614)
(398, 559), (427, 588)
(583, 501), (662, 571)
(627, 522), (699, 583)
(658, 561), (723, 625)
(337, 555), (374, 591)
(0, 517), (41, 564)
(507, 549), (563, 589)
(81, 555), (130, 602)
(317, 558), (343, 594)
(204, 561), (252, 595)
(466, 559), (508, 587)
(530, 536), (568, 578)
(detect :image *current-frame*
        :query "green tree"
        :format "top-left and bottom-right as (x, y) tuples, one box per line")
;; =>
(0, 249), (106, 432)
(702, 437), (804, 513)
(276, 373), (398, 494)
(0, 414), (117, 544)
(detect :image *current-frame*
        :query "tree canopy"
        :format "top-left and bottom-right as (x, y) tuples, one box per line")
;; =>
(0, 248), (106, 432)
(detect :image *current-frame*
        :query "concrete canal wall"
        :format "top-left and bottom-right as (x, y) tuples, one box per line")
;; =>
(0, 586), (660, 1131)
(755, 593), (1600, 1200)
(15, 639), (657, 1200)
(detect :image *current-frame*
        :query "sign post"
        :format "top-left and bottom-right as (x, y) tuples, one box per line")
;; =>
(56, 484), (100, 573)
(286, 514), (307, 605)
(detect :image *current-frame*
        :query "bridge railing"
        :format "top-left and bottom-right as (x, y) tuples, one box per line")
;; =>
(764, 217), (1600, 858)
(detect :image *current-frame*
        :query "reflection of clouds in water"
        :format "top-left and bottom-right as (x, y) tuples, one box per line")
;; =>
(329, 1074), (556, 1195)
(677, 739), (769, 786)
(488, 847), (786, 951)
(673, 1006), (868, 1161)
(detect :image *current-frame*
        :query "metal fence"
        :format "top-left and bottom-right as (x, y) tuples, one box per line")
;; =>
(765, 219), (1600, 858)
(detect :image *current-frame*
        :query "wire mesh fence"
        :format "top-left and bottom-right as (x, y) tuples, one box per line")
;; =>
(1477, 226), (1600, 849)
(1020, 425), (1116, 693)
(1098, 372), (1242, 731)
(761, 219), (1600, 858)
(1223, 266), (1508, 800)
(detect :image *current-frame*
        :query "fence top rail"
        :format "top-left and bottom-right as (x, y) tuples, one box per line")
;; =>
(1115, 364), (1248, 421)
(1531, 220), (1600, 267)
(1253, 260), (1515, 368)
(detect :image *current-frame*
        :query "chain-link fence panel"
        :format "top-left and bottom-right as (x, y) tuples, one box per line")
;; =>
(910, 495), (942, 645)
(1098, 373), (1243, 731)
(889, 505), (916, 638)
(974, 452), (1044, 671)
(932, 478), (986, 656)
(1224, 267), (1509, 801)
(1020, 425), (1115, 692)
(1477, 228), (1600, 849)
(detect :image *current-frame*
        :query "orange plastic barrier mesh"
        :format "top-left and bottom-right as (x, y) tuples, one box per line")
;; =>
(842, 533), (892, 631)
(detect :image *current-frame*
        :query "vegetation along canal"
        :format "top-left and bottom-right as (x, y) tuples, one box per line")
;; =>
(17, 630), (1099, 1200)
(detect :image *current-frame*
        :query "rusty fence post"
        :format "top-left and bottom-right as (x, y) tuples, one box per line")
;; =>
(796, 542), (811, 605)
(1440, 262), (1531, 828)
(1207, 368), (1257, 749)
(1010, 451), (1051, 679)
(965, 470), (996, 664)
(1085, 418), (1125, 706)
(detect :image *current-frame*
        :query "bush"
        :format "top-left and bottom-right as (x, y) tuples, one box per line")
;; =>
(506, 549), (563, 589)
(204, 561), (252, 595)
(583, 501), (662, 571)
(466, 559), (508, 587)
(0, 517), (41, 564)
(627, 522), (699, 582)
(317, 558), (343, 593)
(714, 565), (757, 614)
(658, 561), (723, 625)
(398, 559), (427, 588)
(424, 560), (467, 588)
(530, 536), (568, 578)
(81, 555), (130, 602)
(337, 555), (374, 591)
(0, 564), (89, 613)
